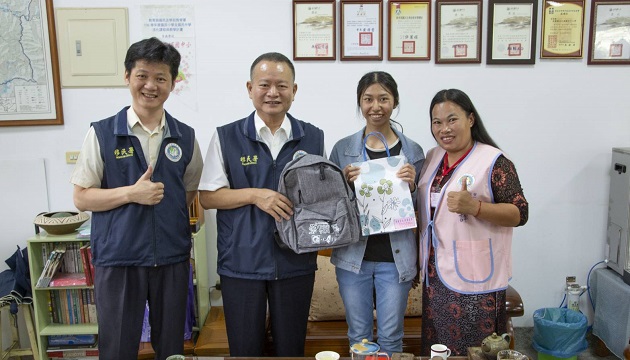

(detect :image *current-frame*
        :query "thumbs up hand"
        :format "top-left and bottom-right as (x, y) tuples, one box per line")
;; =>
(446, 176), (476, 215)
(131, 165), (165, 205)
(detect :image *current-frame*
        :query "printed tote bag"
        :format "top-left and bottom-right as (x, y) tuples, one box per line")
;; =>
(353, 132), (416, 236)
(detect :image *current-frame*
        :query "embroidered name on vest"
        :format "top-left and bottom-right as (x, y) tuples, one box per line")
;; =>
(114, 147), (135, 159)
(241, 155), (258, 166)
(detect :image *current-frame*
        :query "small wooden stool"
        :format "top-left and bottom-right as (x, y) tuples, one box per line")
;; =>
(0, 303), (40, 360)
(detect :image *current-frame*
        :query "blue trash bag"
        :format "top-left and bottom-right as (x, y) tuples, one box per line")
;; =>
(532, 307), (588, 358)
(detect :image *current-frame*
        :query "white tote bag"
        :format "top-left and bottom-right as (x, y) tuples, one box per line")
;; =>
(352, 132), (416, 236)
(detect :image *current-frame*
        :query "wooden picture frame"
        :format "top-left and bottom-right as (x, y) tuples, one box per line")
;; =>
(587, 0), (630, 65)
(293, 0), (337, 60)
(435, 0), (483, 64)
(0, 0), (63, 127)
(487, 0), (538, 64)
(388, 0), (432, 60)
(540, 0), (586, 58)
(340, 0), (384, 61)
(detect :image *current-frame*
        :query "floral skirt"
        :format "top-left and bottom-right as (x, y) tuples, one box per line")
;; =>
(420, 251), (506, 356)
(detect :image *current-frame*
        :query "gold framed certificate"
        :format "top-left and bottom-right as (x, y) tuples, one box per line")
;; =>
(487, 0), (538, 64)
(435, 0), (483, 64)
(587, 0), (630, 65)
(340, 0), (384, 60)
(293, 0), (336, 60)
(540, 0), (586, 58)
(388, 0), (431, 60)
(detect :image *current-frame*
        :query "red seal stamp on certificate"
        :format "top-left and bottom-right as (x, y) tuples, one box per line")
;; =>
(359, 32), (373, 46)
(315, 43), (329, 56)
(403, 41), (415, 54)
(508, 43), (522, 56)
(610, 43), (623, 57)
(453, 44), (468, 57)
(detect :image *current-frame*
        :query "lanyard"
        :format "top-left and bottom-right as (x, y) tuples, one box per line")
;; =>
(442, 145), (473, 177)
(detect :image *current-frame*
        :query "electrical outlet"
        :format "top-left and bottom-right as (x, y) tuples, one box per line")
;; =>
(65, 151), (80, 164)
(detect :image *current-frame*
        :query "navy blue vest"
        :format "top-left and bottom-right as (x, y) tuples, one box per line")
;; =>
(216, 112), (324, 280)
(90, 107), (194, 267)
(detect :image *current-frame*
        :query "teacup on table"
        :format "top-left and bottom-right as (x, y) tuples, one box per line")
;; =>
(316, 350), (341, 360)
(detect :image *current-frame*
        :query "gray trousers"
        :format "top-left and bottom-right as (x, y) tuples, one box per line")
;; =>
(94, 261), (189, 360)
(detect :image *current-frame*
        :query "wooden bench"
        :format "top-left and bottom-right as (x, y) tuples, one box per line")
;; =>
(194, 285), (523, 357)
(194, 249), (524, 356)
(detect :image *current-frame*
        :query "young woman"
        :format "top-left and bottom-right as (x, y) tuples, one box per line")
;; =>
(329, 71), (425, 354)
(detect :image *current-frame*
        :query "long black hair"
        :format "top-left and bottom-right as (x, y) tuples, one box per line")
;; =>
(429, 89), (499, 149)
(357, 71), (404, 132)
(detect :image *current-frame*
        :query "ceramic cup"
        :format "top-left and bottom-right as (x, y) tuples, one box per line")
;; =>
(430, 344), (452, 360)
(165, 355), (186, 360)
(316, 351), (341, 360)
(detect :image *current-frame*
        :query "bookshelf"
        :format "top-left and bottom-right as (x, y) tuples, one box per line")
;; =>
(27, 225), (209, 360)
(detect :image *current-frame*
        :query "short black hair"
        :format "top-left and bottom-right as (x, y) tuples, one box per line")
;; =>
(249, 52), (295, 81)
(124, 37), (181, 81)
(429, 89), (499, 149)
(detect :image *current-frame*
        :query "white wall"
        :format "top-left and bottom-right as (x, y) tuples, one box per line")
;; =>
(1, 0), (629, 329)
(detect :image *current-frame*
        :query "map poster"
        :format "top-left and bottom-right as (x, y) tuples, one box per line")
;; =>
(141, 5), (198, 111)
(0, 0), (63, 126)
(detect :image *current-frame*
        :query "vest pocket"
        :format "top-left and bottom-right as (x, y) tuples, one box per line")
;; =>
(453, 238), (493, 283)
(294, 198), (353, 252)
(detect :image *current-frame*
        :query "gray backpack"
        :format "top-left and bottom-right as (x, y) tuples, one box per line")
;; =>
(276, 154), (361, 253)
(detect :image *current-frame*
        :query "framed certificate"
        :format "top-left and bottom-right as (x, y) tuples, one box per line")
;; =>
(293, 0), (336, 60)
(540, 0), (586, 58)
(587, 0), (630, 65)
(340, 0), (384, 60)
(435, 0), (483, 64)
(388, 0), (431, 60)
(487, 0), (538, 64)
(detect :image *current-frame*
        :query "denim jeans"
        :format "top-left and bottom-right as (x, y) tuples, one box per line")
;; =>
(336, 261), (413, 354)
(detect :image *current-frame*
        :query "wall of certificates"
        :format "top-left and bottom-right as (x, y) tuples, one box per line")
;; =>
(292, 0), (630, 65)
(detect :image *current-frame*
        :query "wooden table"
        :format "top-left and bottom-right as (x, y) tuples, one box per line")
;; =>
(176, 357), (470, 360)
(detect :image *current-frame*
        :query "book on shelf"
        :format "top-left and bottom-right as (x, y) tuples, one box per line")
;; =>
(46, 346), (98, 358)
(79, 243), (93, 286)
(49, 272), (87, 287)
(49, 289), (96, 324)
(48, 334), (97, 347)
(36, 247), (66, 288)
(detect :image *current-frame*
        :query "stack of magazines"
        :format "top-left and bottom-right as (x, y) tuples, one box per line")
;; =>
(36, 247), (66, 288)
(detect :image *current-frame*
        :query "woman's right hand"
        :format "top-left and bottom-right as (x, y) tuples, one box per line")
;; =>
(343, 164), (361, 184)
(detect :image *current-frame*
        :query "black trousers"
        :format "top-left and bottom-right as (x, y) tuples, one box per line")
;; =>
(221, 273), (315, 356)
(94, 261), (189, 360)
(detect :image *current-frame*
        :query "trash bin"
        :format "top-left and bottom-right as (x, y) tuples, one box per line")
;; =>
(532, 308), (588, 360)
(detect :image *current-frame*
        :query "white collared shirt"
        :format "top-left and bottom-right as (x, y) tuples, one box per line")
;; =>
(199, 112), (293, 192)
(255, 113), (292, 160)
